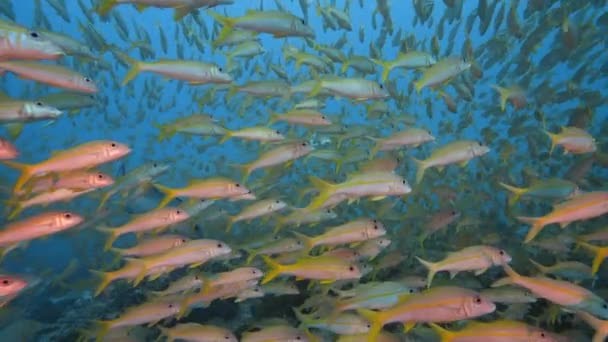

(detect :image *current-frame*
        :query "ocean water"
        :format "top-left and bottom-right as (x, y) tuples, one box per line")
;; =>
(0, 0), (607, 341)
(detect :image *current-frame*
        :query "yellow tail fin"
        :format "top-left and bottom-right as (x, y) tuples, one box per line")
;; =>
(1, 160), (34, 194)
(498, 182), (527, 206)
(428, 323), (456, 342)
(96, 0), (118, 16)
(153, 183), (177, 209)
(261, 256), (284, 284)
(415, 256), (437, 288)
(517, 216), (545, 243)
(121, 55), (143, 85)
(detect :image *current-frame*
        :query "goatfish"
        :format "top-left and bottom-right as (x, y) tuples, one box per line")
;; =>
(1, 140), (130, 194)
(0, 19), (64, 60)
(412, 140), (490, 184)
(429, 320), (558, 342)
(496, 264), (608, 319)
(0, 60), (98, 93)
(517, 191), (608, 243)
(357, 286), (496, 342)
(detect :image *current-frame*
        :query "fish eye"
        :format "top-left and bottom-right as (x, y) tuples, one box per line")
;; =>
(2, 279), (9, 285)
(168, 304), (173, 308)
(402, 180), (406, 184)
(373, 224), (378, 229)
(97, 174), (104, 179)
(366, 324), (371, 328)
(409, 288), (415, 293)
(176, 210), (181, 214)
(379, 84), (384, 89)
(326, 209), (331, 213)
(540, 333), (546, 338)
(296, 336), (302, 340)
(235, 183), (240, 187)
(474, 296), (482, 304)
(219, 67), (223, 72)
(182, 239), (187, 243)
(275, 130), (281, 134)
(603, 303), (608, 309)
(296, 240), (302, 245)
(35, 101), (43, 106)
(217, 243), (223, 248)
(349, 266), (355, 271)
(300, 19), (305, 24)
(29, 31), (39, 38)
(321, 116), (326, 119)
(153, 163), (157, 167)
(225, 336), (230, 340)
(64, 213), (72, 219)
(477, 141), (482, 146)
(451, 211), (456, 215)
(84, 77), (92, 83)
(111, 143), (116, 147)
(301, 142), (307, 146)
(499, 250), (504, 255)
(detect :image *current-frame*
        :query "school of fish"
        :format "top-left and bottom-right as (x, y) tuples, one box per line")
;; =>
(0, 0), (607, 341)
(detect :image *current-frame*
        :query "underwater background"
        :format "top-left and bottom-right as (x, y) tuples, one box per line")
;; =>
(0, 0), (607, 341)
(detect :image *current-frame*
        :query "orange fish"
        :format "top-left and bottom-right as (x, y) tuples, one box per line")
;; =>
(1, 140), (130, 193)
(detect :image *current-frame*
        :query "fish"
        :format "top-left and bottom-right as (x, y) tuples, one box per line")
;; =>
(1, 140), (130, 194)
(0, 61), (98, 93)
(416, 245), (512, 287)
(357, 286), (496, 341)
(517, 191), (608, 243)
(412, 140), (490, 184)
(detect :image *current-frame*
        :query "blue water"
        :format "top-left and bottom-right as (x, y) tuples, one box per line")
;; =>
(1, 0), (607, 340)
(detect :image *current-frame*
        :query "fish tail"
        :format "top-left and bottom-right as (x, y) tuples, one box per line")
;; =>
(411, 157), (427, 184)
(576, 240), (606, 275)
(152, 123), (176, 142)
(498, 182), (526, 206)
(413, 80), (423, 94)
(4, 123), (24, 140)
(1, 160), (34, 194)
(225, 217), (235, 233)
(245, 249), (257, 265)
(226, 86), (238, 101)
(208, 11), (236, 28)
(97, 226), (117, 251)
(122, 56), (143, 85)
(543, 130), (558, 155)
(306, 176), (336, 210)
(371, 59), (391, 82)
(356, 308), (384, 342)
(491, 85), (509, 111)
(340, 62), (349, 74)
(96, 192), (111, 211)
(107, 248), (123, 268)
(268, 110), (280, 125)
(219, 130), (233, 145)
(528, 258), (548, 274)
(308, 72), (323, 98)
(153, 183), (177, 209)
(94, 320), (112, 342)
(90, 269), (114, 297)
(131, 259), (148, 286)
(291, 231), (314, 254)
(173, 5), (192, 21)
(96, 0), (117, 16)
(428, 323), (456, 342)
(415, 256), (437, 288)
(6, 200), (23, 220)
(517, 216), (545, 243)
(260, 256), (284, 284)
